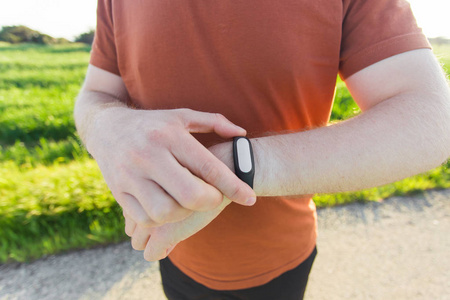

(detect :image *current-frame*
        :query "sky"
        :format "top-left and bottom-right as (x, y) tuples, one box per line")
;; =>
(0, 0), (449, 41)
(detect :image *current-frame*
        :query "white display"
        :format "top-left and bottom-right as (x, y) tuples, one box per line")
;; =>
(236, 138), (252, 173)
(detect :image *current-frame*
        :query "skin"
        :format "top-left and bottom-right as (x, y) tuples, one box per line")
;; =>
(74, 49), (450, 261)
(76, 74), (257, 228)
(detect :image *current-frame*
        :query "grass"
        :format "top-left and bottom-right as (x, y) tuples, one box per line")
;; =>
(0, 42), (449, 264)
(0, 160), (125, 262)
(314, 160), (450, 207)
(432, 43), (450, 68)
(0, 43), (90, 165)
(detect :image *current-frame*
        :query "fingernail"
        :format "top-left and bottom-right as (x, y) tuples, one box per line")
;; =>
(245, 197), (256, 206)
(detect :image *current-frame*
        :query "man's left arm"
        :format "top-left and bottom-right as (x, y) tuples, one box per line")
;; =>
(139, 49), (450, 261)
(239, 49), (450, 197)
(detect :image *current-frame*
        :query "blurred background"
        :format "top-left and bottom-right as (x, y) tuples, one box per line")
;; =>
(0, 0), (449, 266)
(1, 0), (449, 41)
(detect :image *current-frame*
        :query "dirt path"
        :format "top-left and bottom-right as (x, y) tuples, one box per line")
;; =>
(1, 189), (449, 300)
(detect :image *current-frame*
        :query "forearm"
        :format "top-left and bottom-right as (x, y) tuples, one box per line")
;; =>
(249, 92), (450, 196)
(74, 90), (128, 152)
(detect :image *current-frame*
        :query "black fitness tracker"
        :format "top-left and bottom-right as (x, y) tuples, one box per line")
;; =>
(233, 137), (255, 188)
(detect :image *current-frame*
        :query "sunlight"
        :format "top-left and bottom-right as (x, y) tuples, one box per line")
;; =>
(407, 0), (450, 38)
(0, 0), (96, 40)
(0, 0), (449, 40)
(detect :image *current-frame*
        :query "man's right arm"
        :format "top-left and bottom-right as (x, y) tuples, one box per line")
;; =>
(74, 65), (256, 227)
(74, 65), (129, 150)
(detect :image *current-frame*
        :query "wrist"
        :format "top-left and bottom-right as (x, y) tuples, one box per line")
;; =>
(76, 90), (129, 155)
(84, 104), (129, 157)
(208, 141), (234, 172)
(209, 138), (262, 195)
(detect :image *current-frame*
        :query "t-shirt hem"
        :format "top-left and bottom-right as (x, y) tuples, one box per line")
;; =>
(339, 32), (431, 80)
(169, 239), (317, 291)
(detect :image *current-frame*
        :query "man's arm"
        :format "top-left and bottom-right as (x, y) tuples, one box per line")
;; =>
(74, 65), (256, 227)
(138, 49), (450, 261)
(227, 49), (450, 196)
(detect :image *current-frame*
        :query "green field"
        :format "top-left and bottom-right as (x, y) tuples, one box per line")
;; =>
(1, 43), (449, 263)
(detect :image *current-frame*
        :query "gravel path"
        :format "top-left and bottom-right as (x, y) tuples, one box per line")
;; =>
(1, 189), (449, 300)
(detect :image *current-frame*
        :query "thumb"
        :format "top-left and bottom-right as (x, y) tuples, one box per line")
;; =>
(166, 245), (176, 256)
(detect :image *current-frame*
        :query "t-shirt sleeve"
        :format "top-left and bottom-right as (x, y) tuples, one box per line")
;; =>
(339, 0), (431, 80)
(90, 0), (120, 76)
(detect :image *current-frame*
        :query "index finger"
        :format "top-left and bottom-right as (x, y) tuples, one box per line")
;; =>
(172, 134), (256, 206)
(176, 109), (247, 138)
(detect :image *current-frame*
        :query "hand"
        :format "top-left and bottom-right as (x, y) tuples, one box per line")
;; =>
(87, 108), (256, 227)
(125, 142), (237, 261)
(123, 197), (232, 261)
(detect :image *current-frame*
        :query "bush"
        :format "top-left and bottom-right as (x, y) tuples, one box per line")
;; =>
(0, 25), (59, 45)
(75, 29), (95, 45)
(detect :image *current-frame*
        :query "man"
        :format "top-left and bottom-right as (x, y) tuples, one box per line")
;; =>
(74, 0), (450, 299)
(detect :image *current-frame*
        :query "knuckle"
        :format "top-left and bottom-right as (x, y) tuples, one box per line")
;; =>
(176, 108), (192, 120)
(208, 190), (223, 209)
(143, 251), (151, 261)
(145, 126), (179, 148)
(158, 206), (180, 224)
(131, 238), (144, 251)
(187, 197), (205, 211)
(125, 228), (133, 237)
(124, 223), (135, 236)
(229, 184), (244, 201)
(178, 109), (196, 128)
(200, 160), (220, 183)
(148, 205), (169, 224)
(135, 214), (152, 227)
(148, 214), (163, 225)
(179, 186), (204, 210)
(175, 208), (193, 222)
(183, 185), (220, 211)
(214, 113), (229, 127)
(178, 186), (200, 208)
(144, 249), (156, 262)
(145, 128), (164, 143)
(214, 113), (226, 122)
(178, 108), (192, 114)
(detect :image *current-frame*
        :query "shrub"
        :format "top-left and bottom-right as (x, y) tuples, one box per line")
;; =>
(0, 25), (57, 45)
(75, 29), (95, 45)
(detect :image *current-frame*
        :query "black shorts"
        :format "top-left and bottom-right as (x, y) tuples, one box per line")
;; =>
(159, 246), (317, 300)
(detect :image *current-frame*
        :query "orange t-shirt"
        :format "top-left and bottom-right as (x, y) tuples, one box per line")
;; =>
(90, 0), (430, 290)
